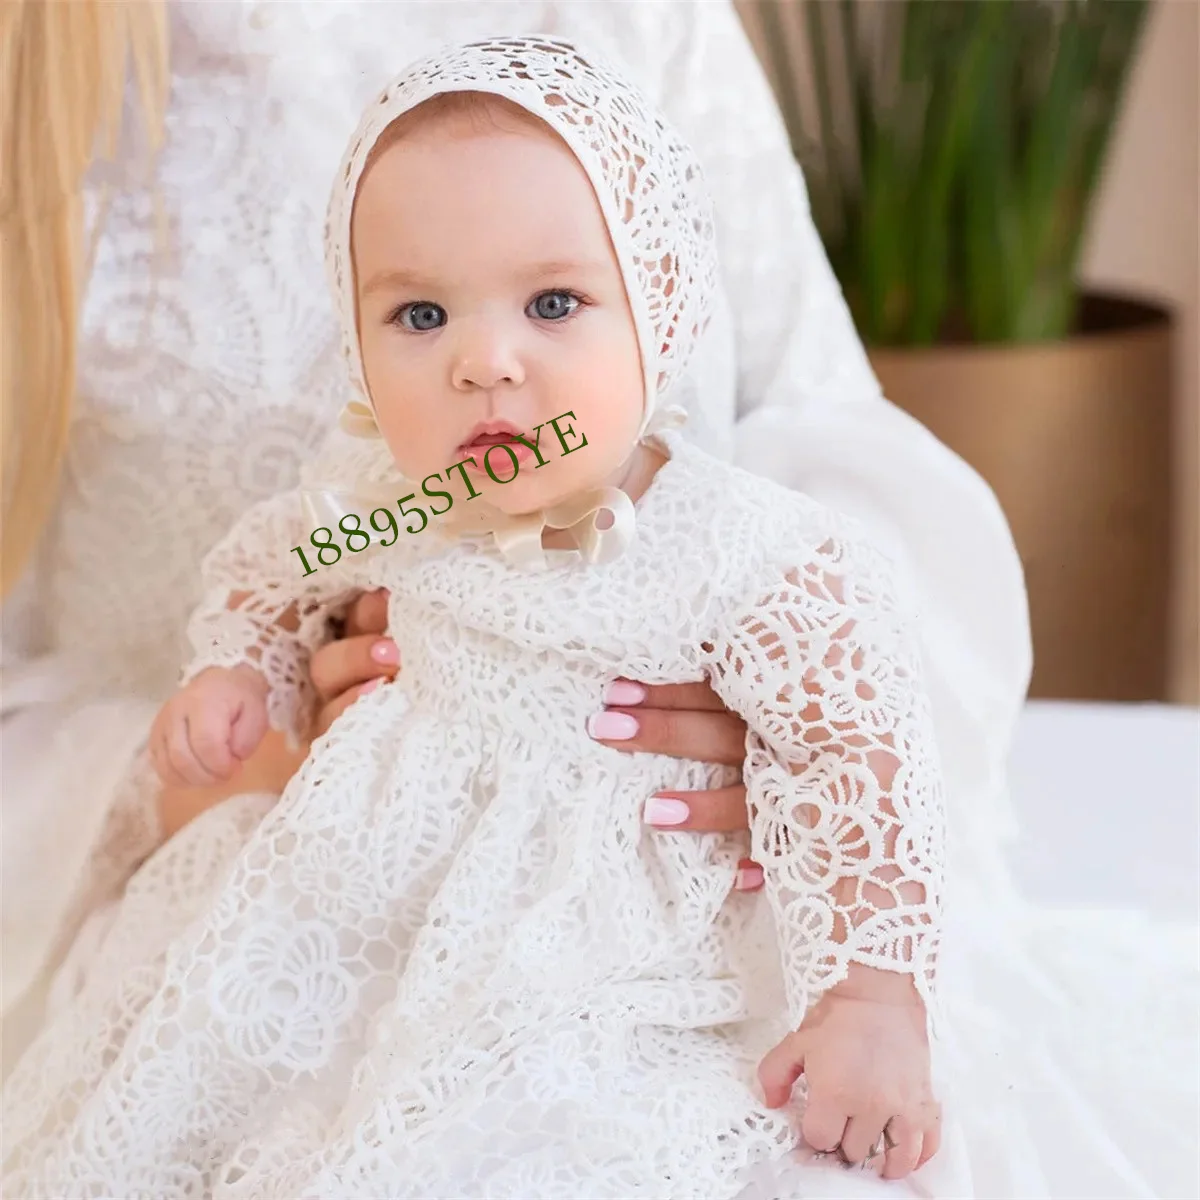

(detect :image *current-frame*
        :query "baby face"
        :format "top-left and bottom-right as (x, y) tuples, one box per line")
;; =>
(351, 107), (645, 514)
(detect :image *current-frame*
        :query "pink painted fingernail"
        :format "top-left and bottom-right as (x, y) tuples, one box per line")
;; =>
(587, 712), (639, 740)
(642, 796), (690, 826)
(603, 680), (646, 706)
(735, 864), (764, 891)
(360, 678), (382, 695)
(370, 639), (399, 664)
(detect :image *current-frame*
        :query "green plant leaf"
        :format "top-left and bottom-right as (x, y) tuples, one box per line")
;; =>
(768, 0), (1152, 346)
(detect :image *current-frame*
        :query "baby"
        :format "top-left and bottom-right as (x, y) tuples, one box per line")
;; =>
(6, 37), (944, 1199)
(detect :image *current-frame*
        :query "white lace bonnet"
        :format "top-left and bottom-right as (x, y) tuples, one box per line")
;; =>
(317, 35), (722, 564)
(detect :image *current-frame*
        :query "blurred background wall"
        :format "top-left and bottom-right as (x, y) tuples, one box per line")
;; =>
(1080, 0), (1198, 703)
(737, 0), (1198, 705)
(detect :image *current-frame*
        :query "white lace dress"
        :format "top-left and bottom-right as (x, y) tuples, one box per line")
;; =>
(1, 0), (1026, 1046)
(2, 3), (1195, 1198)
(2, 433), (948, 1198)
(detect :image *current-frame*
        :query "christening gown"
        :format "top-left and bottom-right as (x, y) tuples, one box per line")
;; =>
(2, 5), (1196, 1200)
(2, 27), (951, 1197)
(3, 423), (949, 1199)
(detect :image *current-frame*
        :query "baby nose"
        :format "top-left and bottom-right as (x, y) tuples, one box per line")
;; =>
(451, 319), (526, 392)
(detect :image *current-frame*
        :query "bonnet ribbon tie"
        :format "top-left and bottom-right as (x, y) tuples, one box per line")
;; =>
(301, 465), (637, 571)
(300, 398), (685, 569)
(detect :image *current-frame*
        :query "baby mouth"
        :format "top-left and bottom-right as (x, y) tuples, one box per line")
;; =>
(457, 429), (541, 474)
(459, 431), (530, 456)
(465, 433), (520, 447)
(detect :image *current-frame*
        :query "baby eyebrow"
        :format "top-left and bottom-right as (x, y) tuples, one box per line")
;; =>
(520, 259), (608, 282)
(360, 268), (437, 296)
(359, 259), (608, 297)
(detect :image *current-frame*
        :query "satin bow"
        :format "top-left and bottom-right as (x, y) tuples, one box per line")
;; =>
(300, 478), (636, 570)
(305, 398), (685, 569)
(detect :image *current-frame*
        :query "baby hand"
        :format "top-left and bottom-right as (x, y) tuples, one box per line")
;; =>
(758, 966), (941, 1180)
(150, 665), (270, 788)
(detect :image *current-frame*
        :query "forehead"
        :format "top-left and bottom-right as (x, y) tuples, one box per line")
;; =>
(362, 91), (549, 169)
(350, 115), (616, 277)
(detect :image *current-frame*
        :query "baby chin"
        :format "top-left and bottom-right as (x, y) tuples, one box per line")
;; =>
(470, 469), (585, 515)
(455, 440), (600, 510)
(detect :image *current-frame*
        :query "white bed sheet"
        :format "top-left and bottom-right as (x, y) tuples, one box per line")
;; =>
(1005, 699), (1200, 922)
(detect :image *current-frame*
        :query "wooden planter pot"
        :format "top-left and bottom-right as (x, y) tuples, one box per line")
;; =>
(869, 293), (1174, 702)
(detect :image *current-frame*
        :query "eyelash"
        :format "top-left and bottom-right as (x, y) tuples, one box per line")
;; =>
(385, 289), (591, 331)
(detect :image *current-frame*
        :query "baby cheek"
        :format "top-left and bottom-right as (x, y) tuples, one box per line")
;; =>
(372, 385), (450, 479)
(565, 384), (642, 471)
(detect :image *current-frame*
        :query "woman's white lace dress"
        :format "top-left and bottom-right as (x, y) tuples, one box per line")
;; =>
(1, 3), (1194, 1198)
(2, 432), (948, 1198)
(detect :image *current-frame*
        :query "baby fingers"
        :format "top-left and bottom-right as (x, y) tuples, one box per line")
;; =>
(229, 696), (269, 761)
(838, 1111), (894, 1167)
(187, 708), (240, 780)
(164, 713), (224, 786)
(757, 1031), (807, 1109)
(799, 1098), (850, 1159)
(881, 1115), (927, 1180)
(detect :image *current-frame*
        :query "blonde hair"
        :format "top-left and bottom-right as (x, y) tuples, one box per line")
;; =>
(0, 0), (169, 596)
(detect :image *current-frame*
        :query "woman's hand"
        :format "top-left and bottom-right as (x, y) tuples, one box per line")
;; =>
(587, 677), (762, 892)
(314, 620), (767, 889)
(309, 588), (397, 735)
(758, 966), (941, 1180)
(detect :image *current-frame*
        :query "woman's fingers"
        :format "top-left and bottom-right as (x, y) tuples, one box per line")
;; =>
(313, 679), (383, 738)
(343, 587), (390, 638)
(607, 678), (729, 712)
(732, 857), (764, 892)
(641, 792), (761, 888)
(597, 677), (758, 877)
(309, 633), (398, 704)
(308, 590), (396, 734)
(590, 704), (745, 764)
(642, 786), (748, 832)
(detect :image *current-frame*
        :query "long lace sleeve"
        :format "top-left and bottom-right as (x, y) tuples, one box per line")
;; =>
(701, 528), (946, 1026)
(626, 0), (1031, 903)
(181, 488), (360, 743)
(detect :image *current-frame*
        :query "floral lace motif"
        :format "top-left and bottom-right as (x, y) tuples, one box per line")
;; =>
(702, 546), (944, 1018)
(3, 436), (945, 1197)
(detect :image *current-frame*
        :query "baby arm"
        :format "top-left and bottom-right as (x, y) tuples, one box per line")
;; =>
(701, 526), (946, 1177)
(150, 489), (360, 789)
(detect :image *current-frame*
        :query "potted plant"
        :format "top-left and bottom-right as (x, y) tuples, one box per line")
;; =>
(736, 0), (1171, 702)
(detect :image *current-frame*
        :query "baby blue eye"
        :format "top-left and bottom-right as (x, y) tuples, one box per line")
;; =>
(527, 290), (580, 321)
(396, 302), (446, 331)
